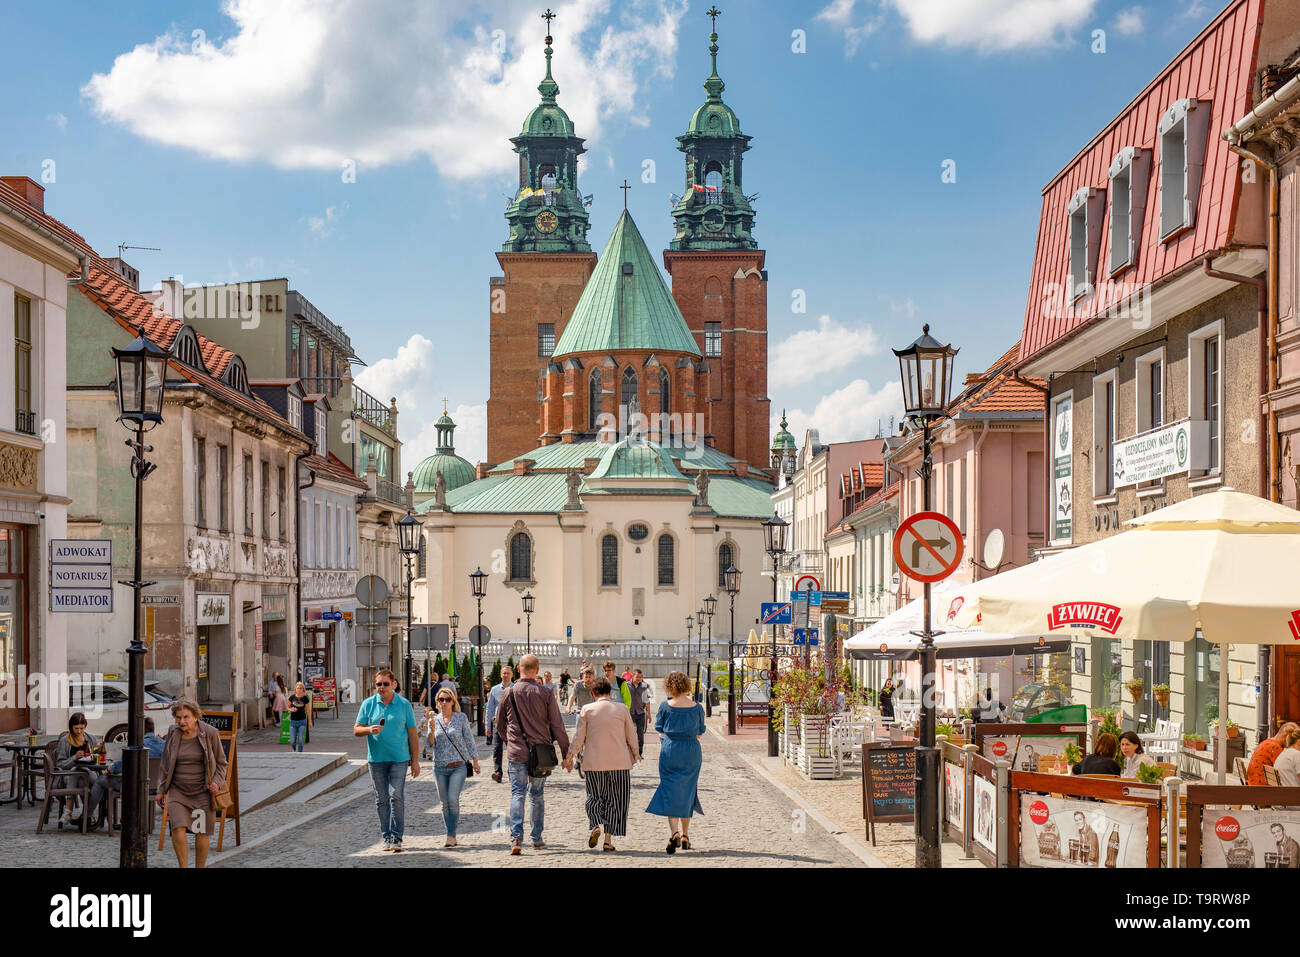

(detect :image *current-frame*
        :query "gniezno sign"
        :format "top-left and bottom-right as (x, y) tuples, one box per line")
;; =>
(49, 539), (113, 613)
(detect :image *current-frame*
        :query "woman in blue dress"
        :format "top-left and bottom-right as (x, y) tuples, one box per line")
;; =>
(646, 670), (706, 854)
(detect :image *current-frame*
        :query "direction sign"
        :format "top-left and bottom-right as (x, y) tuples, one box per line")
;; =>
(791, 592), (810, 629)
(322, 610), (343, 621)
(793, 627), (819, 646)
(760, 602), (792, 625)
(893, 511), (964, 584)
(808, 591), (822, 606)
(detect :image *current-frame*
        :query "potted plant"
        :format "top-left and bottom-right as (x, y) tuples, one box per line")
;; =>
(1125, 678), (1145, 702)
(1211, 718), (1240, 739)
(1063, 742), (1084, 766)
(1093, 707), (1121, 740)
(1183, 732), (1207, 751)
(1153, 683), (1171, 708)
(1135, 762), (1165, 785)
(26, 727), (38, 746)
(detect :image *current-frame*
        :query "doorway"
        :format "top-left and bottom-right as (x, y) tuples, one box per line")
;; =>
(1275, 647), (1300, 732)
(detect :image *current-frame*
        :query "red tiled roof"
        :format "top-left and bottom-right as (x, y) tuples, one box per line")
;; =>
(1019, 0), (1264, 366)
(830, 481), (900, 534)
(76, 263), (307, 442)
(305, 452), (368, 490)
(949, 340), (1045, 417)
(0, 178), (95, 258)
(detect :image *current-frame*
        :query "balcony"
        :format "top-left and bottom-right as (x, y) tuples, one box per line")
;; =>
(353, 384), (396, 438)
(375, 478), (407, 508)
(791, 549), (824, 574)
(15, 409), (37, 436)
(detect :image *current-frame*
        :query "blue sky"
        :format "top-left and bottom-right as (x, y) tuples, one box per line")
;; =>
(2, 0), (1223, 466)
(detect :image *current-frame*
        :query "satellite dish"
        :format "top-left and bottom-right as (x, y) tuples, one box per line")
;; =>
(983, 529), (1005, 570)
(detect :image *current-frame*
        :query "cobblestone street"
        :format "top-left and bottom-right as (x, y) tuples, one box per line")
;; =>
(220, 713), (863, 868)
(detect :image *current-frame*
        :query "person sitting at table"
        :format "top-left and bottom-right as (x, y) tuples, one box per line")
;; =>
(55, 712), (99, 828)
(86, 717), (167, 829)
(1071, 732), (1121, 776)
(1118, 731), (1156, 779)
(1246, 722), (1300, 785)
(1271, 726), (1300, 788)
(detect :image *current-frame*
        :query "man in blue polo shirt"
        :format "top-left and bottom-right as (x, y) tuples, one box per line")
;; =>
(353, 667), (419, 852)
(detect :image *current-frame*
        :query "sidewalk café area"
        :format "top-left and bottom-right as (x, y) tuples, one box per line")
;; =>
(776, 489), (1300, 867)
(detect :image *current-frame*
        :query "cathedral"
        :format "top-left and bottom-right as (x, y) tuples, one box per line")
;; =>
(410, 13), (773, 644)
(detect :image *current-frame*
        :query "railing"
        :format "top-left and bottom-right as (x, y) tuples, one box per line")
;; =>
(472, 641), (726, 663)
(375, 478), (407, 508)
(793, 549), (823, 574)
(353, 384), (396, 437)
(15, 409), (37, 436)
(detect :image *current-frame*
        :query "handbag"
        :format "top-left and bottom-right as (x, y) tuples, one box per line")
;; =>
(437, 715), (475, 778)
(212, 788), (233, 813)
(506, 686), (559, 777)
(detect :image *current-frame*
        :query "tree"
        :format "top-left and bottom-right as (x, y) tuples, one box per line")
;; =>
(460, 654), (472, 683)
(433, 653), (447, 677)
(506, 656), (516, 674)
(489, 658), (503, 688)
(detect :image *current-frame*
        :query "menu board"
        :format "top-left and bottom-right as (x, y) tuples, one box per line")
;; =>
(862, 743), (916, 845)
(311, 676), (338, 715)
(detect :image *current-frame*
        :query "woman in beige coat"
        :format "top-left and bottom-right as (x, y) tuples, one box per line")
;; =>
(563, 678), (639, 851)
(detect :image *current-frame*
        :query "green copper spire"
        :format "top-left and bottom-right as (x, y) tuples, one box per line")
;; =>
(502, 9), (592, 253)
(670, 6), (757, 251)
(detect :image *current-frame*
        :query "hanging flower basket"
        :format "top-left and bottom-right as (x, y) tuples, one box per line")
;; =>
(1153, 685), (1170, 708)
(1125, 680), (1145, 702)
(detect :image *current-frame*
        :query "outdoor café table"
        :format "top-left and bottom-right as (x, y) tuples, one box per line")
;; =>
(1, 741), (52, 807)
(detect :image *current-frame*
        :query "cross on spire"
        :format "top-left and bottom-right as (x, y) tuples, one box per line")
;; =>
(542, 7), (556, 35)
(707, 5), (721, 33)
(442, 397), (448, 414)
(620, 179), (631, 210)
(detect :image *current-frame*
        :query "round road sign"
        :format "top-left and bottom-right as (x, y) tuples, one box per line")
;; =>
(893, 511), (963, 584)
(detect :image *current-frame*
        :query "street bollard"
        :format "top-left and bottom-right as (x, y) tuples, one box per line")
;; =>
(936, 734), (948, 844)
(995, 758), (1012, 868)
(963, 743), (978, 859)
(1164, 776), (1183, 868)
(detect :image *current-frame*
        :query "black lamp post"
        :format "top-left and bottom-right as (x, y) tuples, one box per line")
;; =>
(470, 567), (487, 735)
(522, 591), (535, 653)
(893, 323), (958, 869)
(723, 566), (741, 736)
(112, 329), (169, 869)
(448, 612), (459, 711)
(397, 511), (422, 699)
(762, 512), (789, 757)
(696, 608), (706, 707)
(684, 615), (694, 676)
(703, 595), (716, 713)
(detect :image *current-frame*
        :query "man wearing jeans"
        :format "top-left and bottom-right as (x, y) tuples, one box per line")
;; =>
(495, 654), (569, 855)
(627, 669), (653, 758)
(484, 665), (514, 782)
(354, 668), (420, 852)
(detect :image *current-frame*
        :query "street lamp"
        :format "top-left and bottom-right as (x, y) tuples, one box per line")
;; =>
(762, 511), (789, 757)
(724, 566), (742, 736)
(703, 595), (717, 714)
(397, 511), (422, 701)
(448, 612), (460, 712)
(522, 591), (535, 653)
(470, 567), (488, 735)
(112, 329), (169, 869)
(893, 323), (958, 869)
(684, 615), (694, 677)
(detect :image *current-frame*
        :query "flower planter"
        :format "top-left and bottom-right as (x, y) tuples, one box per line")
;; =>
(27, 734), (37, 746)
(1154, 690), (1170, 708)
(1227, 726), (1240, 739)
(797, 713), (837, 780)
(1183, 739), (1206, 751)
(1127, 685), (1145, 702)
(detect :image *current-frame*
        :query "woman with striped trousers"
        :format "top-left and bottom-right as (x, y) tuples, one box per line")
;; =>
(564, 677), (640, 851)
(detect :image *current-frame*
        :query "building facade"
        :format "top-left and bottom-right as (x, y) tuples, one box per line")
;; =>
(0, 176), (83, 733)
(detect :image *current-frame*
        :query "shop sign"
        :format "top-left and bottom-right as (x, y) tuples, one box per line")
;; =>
(1052, 395), (1072, 543)
(49, 539), (113, 614)
(197, 592), (231, 625)
(1047, 601), (1123, 635)
(263, 593), (287, 621)
(1112, 419), (1207, 488)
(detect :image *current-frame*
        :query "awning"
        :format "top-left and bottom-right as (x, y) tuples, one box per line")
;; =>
(846, 630), (1070, 661)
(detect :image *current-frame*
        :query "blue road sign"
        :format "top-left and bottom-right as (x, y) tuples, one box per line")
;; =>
(322, 611), (343, 621)
(566, 625), (572, 638)
(761, 602), (792, 625)
(808, 592), (822, 606)
(793, 628), (819, 646)
(821, 591), (849, 601)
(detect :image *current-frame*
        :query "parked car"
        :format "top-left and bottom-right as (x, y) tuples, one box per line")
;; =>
(66, 680), (176, 743)
(1007, 682), (1069, 722)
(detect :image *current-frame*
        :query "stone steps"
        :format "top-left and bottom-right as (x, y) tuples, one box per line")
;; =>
(284, 760), (369, 804)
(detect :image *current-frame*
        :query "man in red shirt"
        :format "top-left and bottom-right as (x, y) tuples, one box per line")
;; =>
(1247, 722), (1299, 785)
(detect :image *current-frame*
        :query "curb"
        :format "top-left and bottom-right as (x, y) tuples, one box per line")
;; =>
(210, 779), (372, 867)
(707, 724), (889, 868)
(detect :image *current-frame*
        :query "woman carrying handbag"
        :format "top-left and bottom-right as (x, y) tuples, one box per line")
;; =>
(426, 689), (480, 847)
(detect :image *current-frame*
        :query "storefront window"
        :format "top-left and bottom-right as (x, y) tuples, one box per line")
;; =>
(1186, 630), (1220, 737)
(1136, 638), (1170, 727)
(1092, 637), (1122, 709)
(0, 525), (28, 731)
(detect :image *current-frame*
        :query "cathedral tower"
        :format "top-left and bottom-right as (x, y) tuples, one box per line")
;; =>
(664, 8), (769, 469)
(487, 12), (598, 464)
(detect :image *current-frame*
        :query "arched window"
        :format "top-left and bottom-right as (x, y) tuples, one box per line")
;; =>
(717, 542), (733, 589)
(589, 367), (602, 431)
(657, 534), (674, 587)
(509, 532), (532, 581)
(704, 162), (724, 205)
(417, 536), (427, 579)
(659, 368), (671, 415)
(601, 534), (619, 587)
(621, 367), (638, 412)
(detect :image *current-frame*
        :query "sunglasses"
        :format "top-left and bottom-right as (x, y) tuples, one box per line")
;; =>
(437, 697), (454, 703)
(375, 681), (391, 687)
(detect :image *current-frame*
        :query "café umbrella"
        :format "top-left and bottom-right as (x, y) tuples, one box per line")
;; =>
(945, 488), (1300, 776)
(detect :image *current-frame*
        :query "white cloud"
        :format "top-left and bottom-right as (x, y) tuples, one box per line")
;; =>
(305, 204), (344, 238)
(815, 0), (883, 55)
(769, 315), (882, 388)
(48, 112), (68, 131)
(886, 0), (1097, 52)
(776, 378), (903, 446)
(1114, 6), (1144, 36)
(81, 0), (687, 180)
(355, 333), (488, 470)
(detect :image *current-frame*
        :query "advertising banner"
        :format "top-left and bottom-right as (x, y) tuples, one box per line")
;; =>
(1052, 395), (1072, 542)
(983, 734), (1076, 771)
(1019, 796), (1147, 868)
(1200, 809), (1300, 868)
(973, 775), (997, 854)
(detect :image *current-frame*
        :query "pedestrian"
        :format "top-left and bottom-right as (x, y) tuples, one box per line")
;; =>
(157, 699), (228, 868)
(271, 673), (288, 724)
(495, 653), (570, 855)
(426, 687), (480, 847)
(627, 668), (654, 758)
(566, 666), (597, 715)
(55, 712), (99, 828)
(485, 664), (514, 782)
(603, 661), (632, 707)
(646, 670), (706, 854)
(559, 669), (572, 699)
(1247, 722), (1300, 786)
(879, 678), (896, 719)
(542, 671), (558, 698)
(287, 681), (312, 753)
(564, 677), (639, 852)
(1273, 726), (1300, 787)
(353, 668), (420, 852)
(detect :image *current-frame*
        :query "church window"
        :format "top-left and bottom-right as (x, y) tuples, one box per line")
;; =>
(621, 367), (638, 412)
(588, 368), (602, 430)
(703, 162), (724, 205)
(659, 368), (671, 416)
(717, 542), (733, 589)
(509, 532), (532, 581)
(705, 322), (722, 358)
(657, 534), (674, 587)
(601, 534), (619, 587)
(417, 536), (427, 579)
(537, 323), (555, 357)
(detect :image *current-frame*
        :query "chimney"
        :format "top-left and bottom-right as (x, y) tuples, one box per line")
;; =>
(159, 277), (185, 316)
(1, 176), (44, 212)
(105, 258), (140, 291)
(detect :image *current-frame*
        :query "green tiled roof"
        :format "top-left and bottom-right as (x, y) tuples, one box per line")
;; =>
(552, 211), (701, 358)
(415, 473), (572, 515)
(707, 477), (777, 520)
(589, 437), (685, 480)
(489, 439), (740, 475)
(412, 453), (476, 494)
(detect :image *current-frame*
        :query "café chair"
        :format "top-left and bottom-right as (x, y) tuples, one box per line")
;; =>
(1234, 757), (1250, 786)
(1263, 765), (1282, 787)
(107, 755), (164, 837)
(35, 742), (92, 834)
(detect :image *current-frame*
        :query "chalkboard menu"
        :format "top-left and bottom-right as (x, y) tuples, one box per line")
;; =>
(862, 742), (916, 846)
(203, 712), (235, 733)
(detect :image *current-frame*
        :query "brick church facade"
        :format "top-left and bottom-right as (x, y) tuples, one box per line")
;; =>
(486, 18), (769, 469)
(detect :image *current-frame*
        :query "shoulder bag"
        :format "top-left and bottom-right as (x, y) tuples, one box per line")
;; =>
(507, 686), (559, 777)
(437, 714), (475, 778)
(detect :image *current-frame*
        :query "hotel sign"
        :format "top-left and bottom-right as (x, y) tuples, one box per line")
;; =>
(1112, 419), (1208, 488)
(49, 539), (113, 613)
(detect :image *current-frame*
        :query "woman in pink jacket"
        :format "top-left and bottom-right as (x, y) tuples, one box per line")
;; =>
(563, 677), (639, 852)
